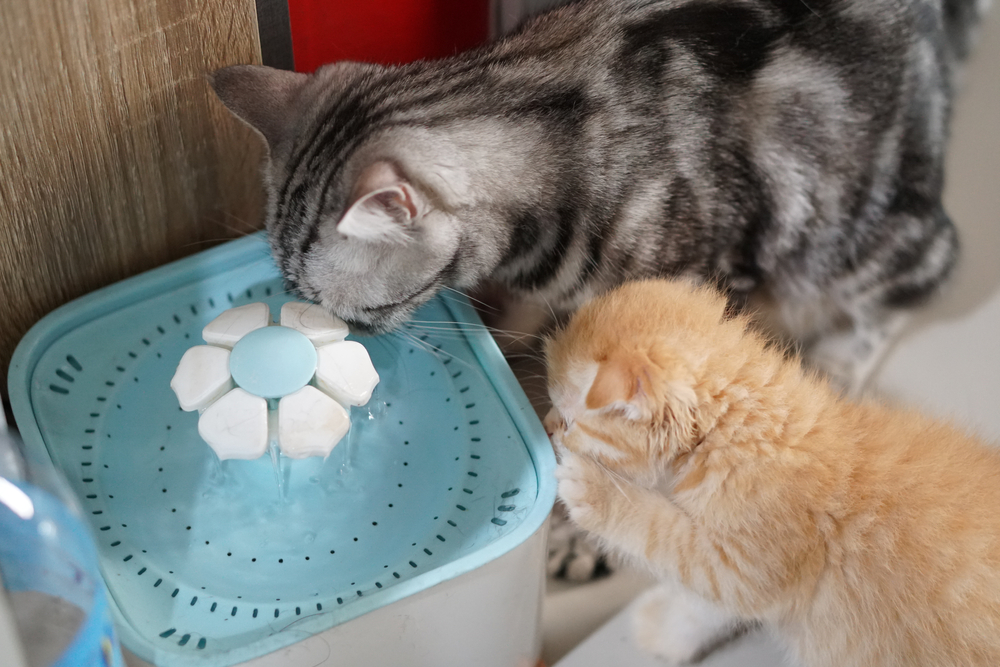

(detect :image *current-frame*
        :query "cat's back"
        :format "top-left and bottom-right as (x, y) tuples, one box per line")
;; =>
(809, 403), (1000, 664)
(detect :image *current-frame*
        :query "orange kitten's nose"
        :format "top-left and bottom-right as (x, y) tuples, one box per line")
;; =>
(543, 407), (566, 438)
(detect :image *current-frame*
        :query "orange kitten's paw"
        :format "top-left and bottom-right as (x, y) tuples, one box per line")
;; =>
(555, 451), (607, 531)
(633, 583), (744, 664)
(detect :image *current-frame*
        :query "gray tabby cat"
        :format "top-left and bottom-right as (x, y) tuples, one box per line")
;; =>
(211, 0), (983, 393)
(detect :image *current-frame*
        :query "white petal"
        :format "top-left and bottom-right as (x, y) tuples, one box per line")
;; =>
(315, 341), (380, 407)
(280, 302), (349, 345)
(278, 386), (350, 459)
(203, 303), (270, 349)
(170, 345), (232, 411)
(197, 389), (269, 461)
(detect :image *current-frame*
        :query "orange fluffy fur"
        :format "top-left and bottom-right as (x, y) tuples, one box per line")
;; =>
(545, 279), (1000, 666)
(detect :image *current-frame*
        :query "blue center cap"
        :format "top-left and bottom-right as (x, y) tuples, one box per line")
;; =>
(229, 326), (317, 399)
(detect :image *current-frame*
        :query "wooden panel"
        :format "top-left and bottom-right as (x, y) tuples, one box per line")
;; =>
(0, 0), (263, 392)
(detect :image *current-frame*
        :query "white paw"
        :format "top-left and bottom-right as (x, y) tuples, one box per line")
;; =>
(555, 451), (598, 527)
(633, 582), (742, 664)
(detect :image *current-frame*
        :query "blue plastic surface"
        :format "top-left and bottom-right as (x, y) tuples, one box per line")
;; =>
(229, 325), (317, 399)
(8, 233), (556, 667)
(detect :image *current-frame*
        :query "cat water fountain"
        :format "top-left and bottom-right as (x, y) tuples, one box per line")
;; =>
(8, 233), (555, 667)
(170, 301), (378, 462)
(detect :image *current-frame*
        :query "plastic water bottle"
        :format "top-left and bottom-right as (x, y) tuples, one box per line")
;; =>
(0, 414), (124, 667)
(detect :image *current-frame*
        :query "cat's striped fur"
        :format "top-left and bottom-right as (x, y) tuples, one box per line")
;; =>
(211, 0), (986, 390)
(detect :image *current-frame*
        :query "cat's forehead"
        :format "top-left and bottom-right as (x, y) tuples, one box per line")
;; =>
(550, 359), (598, 415)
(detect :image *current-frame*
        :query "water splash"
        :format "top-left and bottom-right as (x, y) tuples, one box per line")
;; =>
(266, 400), (285, 499)
(268, 442), (285, 500)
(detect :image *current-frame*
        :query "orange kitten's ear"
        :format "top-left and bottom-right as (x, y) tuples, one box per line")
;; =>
(337, 161), (426, 244)
(586, 354), (644, 412)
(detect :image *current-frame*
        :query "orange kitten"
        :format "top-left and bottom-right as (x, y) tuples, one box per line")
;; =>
(545, 279), (1000, 666)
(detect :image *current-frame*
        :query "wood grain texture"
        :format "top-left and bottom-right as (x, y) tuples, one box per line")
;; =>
(0, 0), (264, 392)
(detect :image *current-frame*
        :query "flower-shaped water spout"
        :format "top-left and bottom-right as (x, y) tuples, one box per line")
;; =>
(170, 302), (379, 460)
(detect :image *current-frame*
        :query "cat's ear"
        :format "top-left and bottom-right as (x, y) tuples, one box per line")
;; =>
(586, 353), (698, 443)
(586, 354), (644, 412)
(209, 65), (309, 147)
(336, 161), (427, 244)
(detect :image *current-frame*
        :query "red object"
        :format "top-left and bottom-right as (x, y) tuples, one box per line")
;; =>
(287, 0), (492, 73)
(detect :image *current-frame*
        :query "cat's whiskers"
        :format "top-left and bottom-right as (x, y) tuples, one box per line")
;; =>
(591, 456), (635, 506)
(440, 286), (502, 314)
(390, 329), (478, 372)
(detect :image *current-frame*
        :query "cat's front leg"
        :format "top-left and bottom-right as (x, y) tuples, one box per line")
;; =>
(557, 452), (749, 663)
(555, 450), (685, 567)
(555, 449), (628, 536)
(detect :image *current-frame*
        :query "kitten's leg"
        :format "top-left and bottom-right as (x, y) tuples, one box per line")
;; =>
(792, 206), (957, 394)
(557, 452), (749, 659)
(804, 309), (911, 395)
(633, 580), (749, 665)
